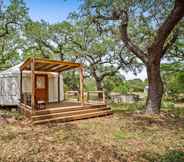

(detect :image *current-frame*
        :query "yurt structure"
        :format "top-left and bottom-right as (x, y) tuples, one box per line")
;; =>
(0, 62), (64, 106)
(0, 58), (112, 124)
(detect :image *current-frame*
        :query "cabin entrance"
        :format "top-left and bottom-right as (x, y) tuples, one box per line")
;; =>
(35, 74), (48, 104)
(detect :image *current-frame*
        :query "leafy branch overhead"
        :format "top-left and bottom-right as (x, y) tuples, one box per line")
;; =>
(0, 0), (28, 67)
(0, 0), (28, 38)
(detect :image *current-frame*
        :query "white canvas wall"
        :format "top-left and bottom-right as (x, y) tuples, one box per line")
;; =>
(48, 73), (64, 102)
(0, 75), (20, 105)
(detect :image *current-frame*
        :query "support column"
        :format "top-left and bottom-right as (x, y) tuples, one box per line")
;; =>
(103, 91), (106, 104)
(20, 70), (23, 103)
(80, 66), (84, 106)
(31, 59), (35, 112)
(58, 72), (60, 103)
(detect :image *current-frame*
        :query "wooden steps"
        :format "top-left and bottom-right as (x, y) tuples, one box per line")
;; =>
(32, 105), (112, 124)
(34, 104), (106, 115)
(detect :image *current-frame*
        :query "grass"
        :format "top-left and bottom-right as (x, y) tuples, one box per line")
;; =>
(0, 102), (184, 162)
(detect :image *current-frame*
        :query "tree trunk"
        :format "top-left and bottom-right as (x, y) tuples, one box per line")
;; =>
(96, 80), (103, 91)
(95, 78), (103, 100)
(60, 53), (64, 61)
(145, 62), (164, 114)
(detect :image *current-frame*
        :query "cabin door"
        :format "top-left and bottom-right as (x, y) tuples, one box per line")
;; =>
(35, 74), (48, 103)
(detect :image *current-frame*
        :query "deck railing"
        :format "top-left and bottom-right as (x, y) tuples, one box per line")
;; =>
(21, 93), (32, 107)
(64, 90), (106, 104)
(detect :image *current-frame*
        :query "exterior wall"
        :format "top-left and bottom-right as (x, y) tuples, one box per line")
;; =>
(48, 73), (64, 102)
(0, 75), (20, 105)
(59, 74), (64, 101)
(23, 75), (31, 93)
(0, 73), (64, 106)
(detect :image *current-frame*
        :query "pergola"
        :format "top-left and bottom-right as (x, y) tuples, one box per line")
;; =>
(20, 58), (84, 111)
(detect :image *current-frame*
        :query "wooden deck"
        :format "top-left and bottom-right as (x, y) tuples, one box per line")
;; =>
(20, 101), (112, 124)
(19, 58), (111, 124)
(45, 102), (87, 108)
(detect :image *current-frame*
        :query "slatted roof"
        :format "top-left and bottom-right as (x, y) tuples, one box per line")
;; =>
(20, 58), (81, 72)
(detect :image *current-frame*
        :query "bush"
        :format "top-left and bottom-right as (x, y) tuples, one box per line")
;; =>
(161, 101), (175, 109)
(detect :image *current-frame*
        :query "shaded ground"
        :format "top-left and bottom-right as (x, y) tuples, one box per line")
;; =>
(0, 103), (184, 162)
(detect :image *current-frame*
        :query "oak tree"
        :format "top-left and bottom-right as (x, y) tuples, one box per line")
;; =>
(81, 0), (184, 113)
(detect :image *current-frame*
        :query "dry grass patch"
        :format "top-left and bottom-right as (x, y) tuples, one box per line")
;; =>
(0, 103), (184, 162)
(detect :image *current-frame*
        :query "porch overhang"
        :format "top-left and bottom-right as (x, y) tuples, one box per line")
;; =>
(20, 58), (81, 72)
(20, 58), (85, 112)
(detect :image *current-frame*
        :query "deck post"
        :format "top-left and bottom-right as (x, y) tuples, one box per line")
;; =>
(58, 72), (60, 103)
(103, 91), (106, 104)
(20, 70), (23, 103)
(79, 66), (84, 106)
(31, 58), (35, 113)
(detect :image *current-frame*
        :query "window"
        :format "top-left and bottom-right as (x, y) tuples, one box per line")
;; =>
(36, 76), (45, 89)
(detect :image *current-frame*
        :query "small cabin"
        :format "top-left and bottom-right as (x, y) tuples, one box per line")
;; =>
(16, 58), (112, 124)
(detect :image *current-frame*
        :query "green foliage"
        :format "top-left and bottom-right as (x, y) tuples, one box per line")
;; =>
(103, 73), (128, 94)
(84, 78), (96, 91)
(161, 101), (175, 109)
(177, 73), (184, 91)
(159, 150), (184, 162)
(63, 71), (79, 91)
(103, 74), (146, 94)
(113, 130), (130, 140)
(127, 79), (146, 92)
(113, 83), (129, 94)
(23, 20), (76, 60)
(81, 0), (178, 54)
(161, 63), (184, 100)
(0, 0), (28, 67)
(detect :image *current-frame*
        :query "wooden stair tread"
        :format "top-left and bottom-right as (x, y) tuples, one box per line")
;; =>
(34, 104), (106, 115)
(32, 107), (109, 121)
(33, 110), (112, 124)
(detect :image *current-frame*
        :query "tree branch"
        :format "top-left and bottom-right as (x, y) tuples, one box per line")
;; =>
(161, 29), (179, 57)
(0, 21), (20, 37)
(149, 0), (184, 53)
(119, 11), (148, 64)
(93, 9), (148, 63)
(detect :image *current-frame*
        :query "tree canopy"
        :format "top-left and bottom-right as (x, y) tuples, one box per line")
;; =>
(0, 0), (28, 68)
(79, 0), (184, 113)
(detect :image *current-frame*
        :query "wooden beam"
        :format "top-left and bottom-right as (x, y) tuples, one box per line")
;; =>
(58, 72), (60, 103)
(35, 58), (81, 67)
(21, 58), (82, 72)
(79, 66), (84, 106)
(31, 58), (36, 113)
(35, 63), (49, 71)
(55, 65), (71, 72)
(50, 64), (65, 71)
(20, 70), (23, 103)
(20, 58), (32, 70)
(41, 64), (57, 71)
(58, 66), (79, 72)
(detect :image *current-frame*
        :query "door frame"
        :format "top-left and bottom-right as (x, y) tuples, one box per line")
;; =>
(35, 74), (48, 103)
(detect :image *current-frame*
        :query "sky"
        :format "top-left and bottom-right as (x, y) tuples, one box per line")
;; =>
(4, 0), (81, 23)
(123, 68), (147, 81)
(4, 0), (147, 80)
